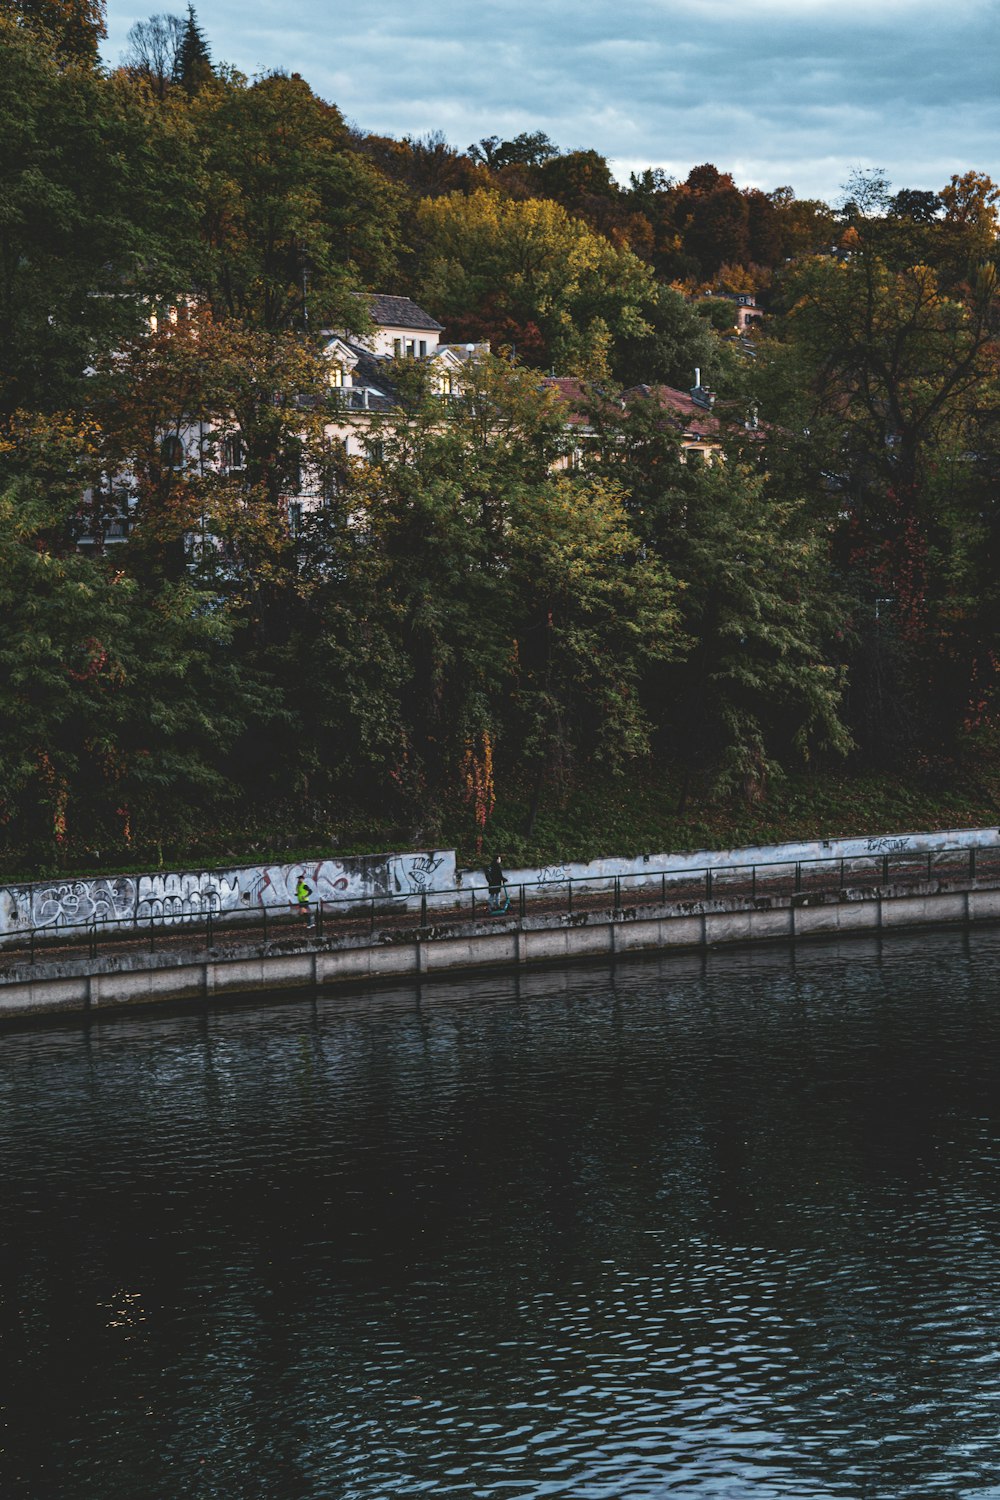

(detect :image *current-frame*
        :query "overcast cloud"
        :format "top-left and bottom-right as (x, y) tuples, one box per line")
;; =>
(103, 0), (1000, 202)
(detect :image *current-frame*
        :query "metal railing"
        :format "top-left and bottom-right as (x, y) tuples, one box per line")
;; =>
(2, 841), (998, 970)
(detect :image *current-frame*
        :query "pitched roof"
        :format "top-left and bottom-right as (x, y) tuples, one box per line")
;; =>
(624, 384), (721, 437)
(367, 294), (444, 332)
(541, 377), (721, 439)
(539, 376), (603, 427)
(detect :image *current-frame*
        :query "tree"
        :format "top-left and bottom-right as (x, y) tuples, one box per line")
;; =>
(0, 479), (264, 867)
(6, 0), (105, 64)
(614, 284), (723, 390)
(0, 18), (193, 418)
(468, 131), (559, 171)
(659, 465), (851, 805)
(412, 188), (657, 378)
(121, 12), (184, 99)
(172, 3), (211, 94)
(290, 354), (682, 833)
(190, 70), (402, 332)
(764, 170), (1000, 756)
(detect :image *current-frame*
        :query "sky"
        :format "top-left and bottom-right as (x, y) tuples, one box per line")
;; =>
(103, 0), (1000, 204)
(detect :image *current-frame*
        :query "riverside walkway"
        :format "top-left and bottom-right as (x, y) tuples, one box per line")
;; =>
(3, 840), (999, 982)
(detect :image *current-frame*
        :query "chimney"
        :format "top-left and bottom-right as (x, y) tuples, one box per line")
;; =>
(690, 370), (714, 409)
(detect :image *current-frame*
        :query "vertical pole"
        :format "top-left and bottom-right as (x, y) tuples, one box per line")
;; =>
(369, 895), (375, 937)
(971, 846), (977, 882)
(661, 872), (666, 903)
(519, 883), (525, 920)
(614, 875), (621, 909)
(207, 908), (213, 948)
(420, 892), (428, 926)
(263, 903), (268, 943)
(751, 864), (756, 901)
(317, 899), (324, 938)
(705, 868), (712, 900)
(568, 878), (573, 916)
(795, 862), (802, 894)
(882, 854), (889, 885)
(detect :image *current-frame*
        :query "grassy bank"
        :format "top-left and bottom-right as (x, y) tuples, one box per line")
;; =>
(5, 757), (1000, 884)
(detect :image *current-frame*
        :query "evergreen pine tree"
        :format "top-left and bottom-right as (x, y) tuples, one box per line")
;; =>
(172, 4), (212, 94)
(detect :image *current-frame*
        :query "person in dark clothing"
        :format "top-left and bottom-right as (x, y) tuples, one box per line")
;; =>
(485, 854), (507, 911)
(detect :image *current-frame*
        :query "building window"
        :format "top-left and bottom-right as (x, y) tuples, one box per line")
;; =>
(159, 434), (184, 470)
(419, 340), (427, 357)
(438, 371), (453, 396)
(329, 363), (344, 388)
(288, 502), (303, 535)
(405, 340), (415, 357)
(223, 434), (244, 470)
(393, 338), (403, 358)
(365, 439), (384, 466)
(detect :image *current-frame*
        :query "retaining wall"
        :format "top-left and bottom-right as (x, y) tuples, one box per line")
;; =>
(3, 824), (998, 949)
(3, 875), (1000, 1023)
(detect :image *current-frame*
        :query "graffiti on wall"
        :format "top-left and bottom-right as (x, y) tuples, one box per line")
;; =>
(393, 853), (447, 894)
(865, 836), (911, 855)
(136, 871), (241, 924)
(19, 878), (137, 932)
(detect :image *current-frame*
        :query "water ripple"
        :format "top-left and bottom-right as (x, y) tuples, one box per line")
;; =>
(3, 931), (1000, 1496)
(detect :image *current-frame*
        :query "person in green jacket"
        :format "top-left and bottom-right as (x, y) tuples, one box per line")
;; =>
(295, 873), (314, 928)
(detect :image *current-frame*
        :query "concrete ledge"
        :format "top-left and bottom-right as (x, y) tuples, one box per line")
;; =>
(3, 876), (1000, 1023)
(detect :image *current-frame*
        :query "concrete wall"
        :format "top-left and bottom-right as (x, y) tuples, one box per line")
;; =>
(0, 849), (456, 945)
(470, 824), (1000, 905)
(4, 876), (1000, 1024)
(3, 823), (998, 948)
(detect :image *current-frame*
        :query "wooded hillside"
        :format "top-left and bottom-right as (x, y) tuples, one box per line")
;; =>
(3, 2), (999, 873)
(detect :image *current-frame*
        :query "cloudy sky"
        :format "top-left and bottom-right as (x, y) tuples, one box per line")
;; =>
(103, 0), (1000, 203)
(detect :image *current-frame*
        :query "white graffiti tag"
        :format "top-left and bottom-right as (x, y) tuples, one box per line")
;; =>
(28, 878), (137, 930)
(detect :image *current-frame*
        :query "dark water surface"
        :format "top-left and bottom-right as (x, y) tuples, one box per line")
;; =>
(4, 932), (1000, 1498)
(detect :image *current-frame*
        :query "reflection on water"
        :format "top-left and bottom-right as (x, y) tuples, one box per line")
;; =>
(3, 931), (1000, 1497)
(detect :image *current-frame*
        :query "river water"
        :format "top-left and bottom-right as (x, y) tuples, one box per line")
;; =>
(3, 931), (1000, 1498)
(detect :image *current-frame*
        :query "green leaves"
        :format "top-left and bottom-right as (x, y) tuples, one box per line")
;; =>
(0, 479), (264, 861)
(413, 189), (657, 379)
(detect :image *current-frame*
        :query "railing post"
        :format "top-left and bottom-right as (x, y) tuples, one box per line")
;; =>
(369, 896), (375, 937)
(316, 898), (324, 937)
(519, 882), (525, 920)
(614, 875), (621, 909)
(207, 908), (213, 948)
(751, 864), (756, 901)
(262, 903), (268, 943)
(89, 922), (97, 960)
(882, 854), (889, 885)
(705, 867), (712, 901)
(568, 878), (573, 916)
(661, 872), (666, 903)
(971, 846), (977, 882)
(420, 892), (427, 926)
